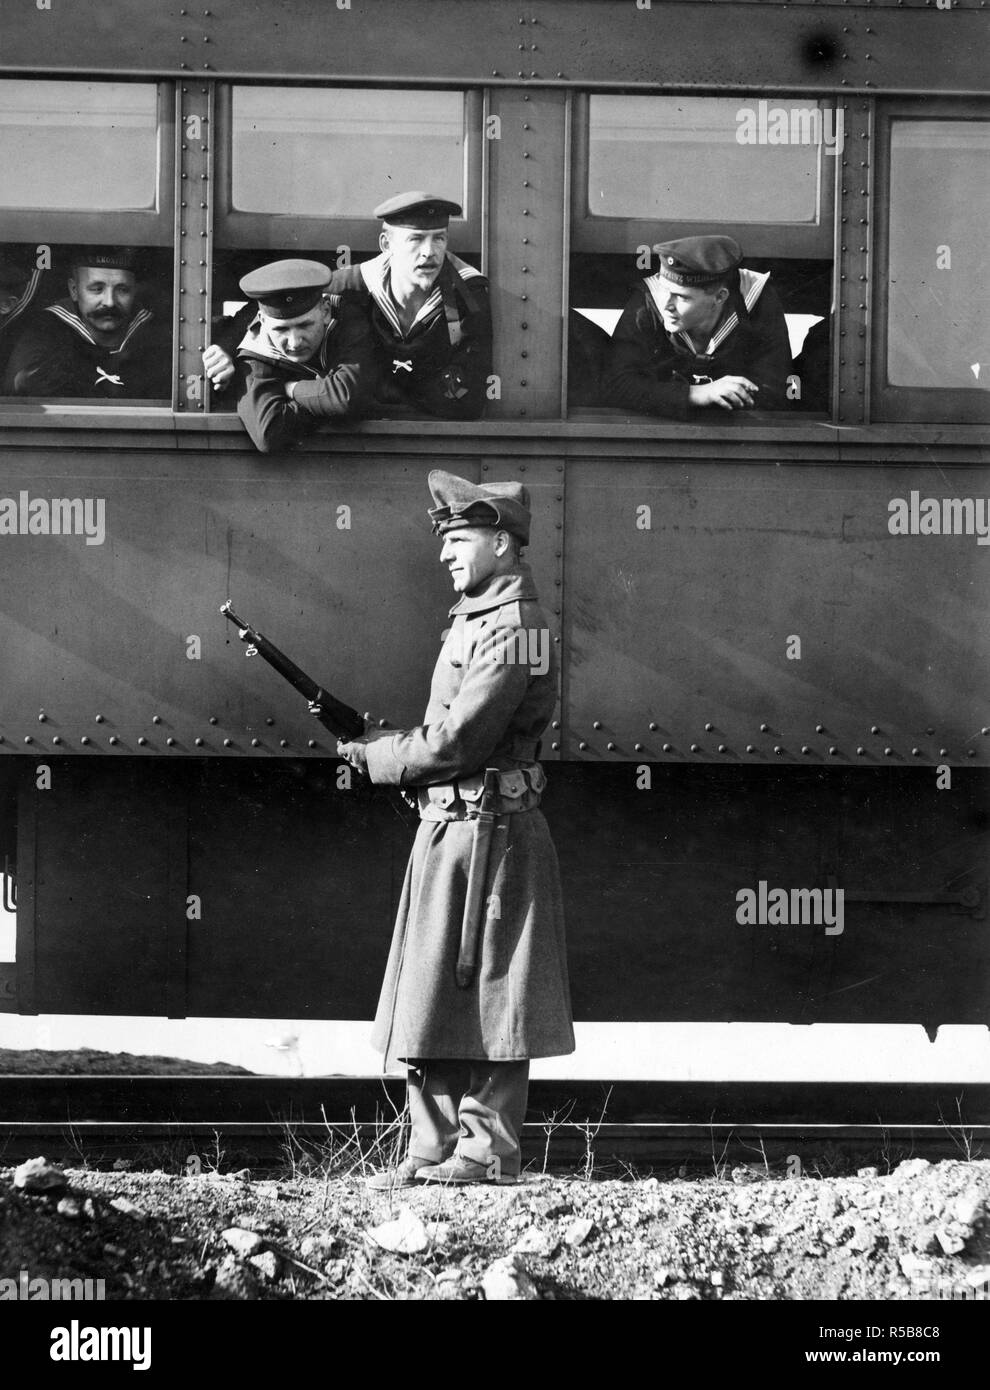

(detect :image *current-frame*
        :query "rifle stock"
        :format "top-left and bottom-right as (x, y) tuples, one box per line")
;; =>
(220, 600), (366, 742)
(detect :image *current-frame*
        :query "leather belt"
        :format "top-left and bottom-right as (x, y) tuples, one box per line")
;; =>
(417, 763), (546, 822)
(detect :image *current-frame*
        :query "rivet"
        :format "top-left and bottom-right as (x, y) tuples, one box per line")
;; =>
(802, 745), (812, 754)
(194, 737), (203, 747)
(95, 714), (105, 723)
(662, 743), (672, 753)
(153, 715), (162, 724)
(871, 726), (881, 735)
(967, 749), (976, 758)
(223, 738), (232, 747)
(704, 722), (714, 732)
(166, 736), (176, 746)
(883, 747), (893, 756)
(251, 738), (260, 747)
(690, 743), (701, 753)
(551, 741), (560, 751)
(634, 743), (643, 752)
(578, 741), (588, 751)
(593, 721), (602, 730)
(774, 746), (784, 755)
(649, 722), (658, 731)
(815, 724), (825, 733)
(280, 739), (289, 748)
(23, 736), (32, 744)
(940, 748), (948, 757)
(521, 322), (529, 329)
(52, 736), (62, 745)
(746, 745), (756, 754)
(717, 744), (727, 754)
(912, 748), (921, 757)
(982, 728), (989, 736)
(209, 716), (218, 725)
(760, 723), (770, 733)
(266, 717), (275, 726)
(308, 739), (317, 749)
(607, 742), (616, 751)
(137, 736), (147, 746)
(38, 712), (46, 723)
(109, 736), (118, 746)
(552, 720), (561, 730)
(830, 746), (839, 756)
(363, 712), (373, 722)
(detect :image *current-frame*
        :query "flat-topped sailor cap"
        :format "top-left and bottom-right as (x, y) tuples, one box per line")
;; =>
(428, 469), (531, 546)
(374, 192), (462, 229)
(239, 259), (331, 318)
(69, 246), (141, 274)
(654, 235), (744, 288)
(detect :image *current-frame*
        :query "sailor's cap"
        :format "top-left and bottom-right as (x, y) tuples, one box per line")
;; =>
(428, 469), (531, 546)
(239, 259), (332, 318)
(653, 235), (744, 288)
(69, 246), (141, 274)
(374, 192), (462, 229)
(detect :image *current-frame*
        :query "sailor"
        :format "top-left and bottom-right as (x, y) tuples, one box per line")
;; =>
(332, 469), (574, 1186)
(330, 192), (493, 420)
(602, 235), (793, 416)
(233, 259), (376, 452)
(2, 247), (170, 399)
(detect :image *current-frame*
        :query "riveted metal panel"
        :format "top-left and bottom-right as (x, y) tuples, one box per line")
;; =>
(835, 99), (874, 422)
(561, 458), (990, 767)
(0, 448), (569, 757)
(174, 82), (215, 415)
(1, 2), (984, 94)
(487, 88), (568, 419)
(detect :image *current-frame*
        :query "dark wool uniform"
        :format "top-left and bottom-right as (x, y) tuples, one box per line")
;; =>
(603, 236), (793, 418)
(234, 260), (376, 453)
(360, 472), (573, 1179)
(2, 299), (170, 398)
(331, 252), (491, 420)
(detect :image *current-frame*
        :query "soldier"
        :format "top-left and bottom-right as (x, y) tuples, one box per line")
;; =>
(233, 259), (377, 453)
(2, 247), (170, 399)
(333, 469), (574, 1187)
(602, 235), (793, 417)
(330, 192), (492, 420)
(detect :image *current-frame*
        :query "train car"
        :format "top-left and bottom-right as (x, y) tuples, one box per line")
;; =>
(0, 0), (987, 1098)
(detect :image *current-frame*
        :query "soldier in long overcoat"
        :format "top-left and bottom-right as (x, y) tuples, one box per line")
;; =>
(335, 470), (574, 1185)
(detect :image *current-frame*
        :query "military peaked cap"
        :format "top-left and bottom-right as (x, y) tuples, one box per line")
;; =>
(239, 259), (331, 318)
(654, 235), (744, 288)
(374, 191), (462, 229)
(428, 469), (531, 545)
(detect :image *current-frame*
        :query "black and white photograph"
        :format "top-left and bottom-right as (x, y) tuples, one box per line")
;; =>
(0, 0), (987, 1358)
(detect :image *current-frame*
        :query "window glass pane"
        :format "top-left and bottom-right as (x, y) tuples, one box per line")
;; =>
(0, 81), (159, 211)
(587, 96), (824, 223)
(887, 120), (990, 390)
(231, 87), (466, 216)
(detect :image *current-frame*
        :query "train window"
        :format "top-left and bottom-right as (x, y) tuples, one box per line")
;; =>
(0, 79), (174, 406)
(875, 113), (990, 423)
(569, 94), (835, 416)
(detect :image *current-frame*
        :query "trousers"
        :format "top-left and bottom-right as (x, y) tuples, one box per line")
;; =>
(406, 1058), (530, 1177)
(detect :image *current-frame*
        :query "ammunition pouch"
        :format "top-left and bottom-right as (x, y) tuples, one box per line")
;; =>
(417, 763), (546, 822)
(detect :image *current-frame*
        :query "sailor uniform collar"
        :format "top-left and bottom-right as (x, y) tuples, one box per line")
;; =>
(237, 313), (338, 376)
(359, 251), (482, 341)
(645, 267), (770, 357)
(448, 564), (538, 618)
(1, 267), (41, 333)
(44, 300), (153, 354)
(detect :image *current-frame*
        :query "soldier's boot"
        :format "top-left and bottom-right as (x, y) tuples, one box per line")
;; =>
(416, 1154), (519, 1186)
(364, 1155), (433, 1190)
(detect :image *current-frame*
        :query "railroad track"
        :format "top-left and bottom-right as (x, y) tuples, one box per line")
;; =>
(1, 1078), (987, 1167)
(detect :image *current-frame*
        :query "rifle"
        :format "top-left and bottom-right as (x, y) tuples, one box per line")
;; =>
(220, 599), (366, 742)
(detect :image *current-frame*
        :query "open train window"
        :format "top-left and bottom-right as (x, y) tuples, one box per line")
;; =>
(874, 107), (990, 424)
(568, 94), (836, 417)
(0, 79), (174, 406)
(208, 85), (484, 423)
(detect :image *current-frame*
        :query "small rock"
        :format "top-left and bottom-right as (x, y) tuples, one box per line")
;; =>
(760, 1235), (779, 1254)
(934, 1226), (966, 1256)
(428, 1221), (453, 1248)
(12, 1157), (67, 1193)
(965, 1265), (990, 1289)
(210, 1254), (262, 1300)
(436, 1267), (463, 1285)
(512, 1226), (557, 1257)
(300, 1233), (336, 1261)
(255, 1183), (280, 1201)
(953, 1192), (984, 1230)
(710, 1270), (724, 1287)
(564, 1217), (596, 1248)
(323, 1259), (346, 1283)
(221, 1227), (265, 1257)
(112, 1157), (133, 1171)
(82, 1198), (97, 1221)
(248, 1251), (282, 1282)
(57, 1196), (82, 1220)
(847, 1223), (876, 1253)
(899, 1253), (932, 1278)
(366, 1205), (429, 1255)
(815, 1191), (839, 1221)
(230, 1168), (252, 1181)
(731, 1165), (764, 1185)
(895, 1158), (931, 1180)
(482, 1255), (539, 1301)
(673, 1284), (700, 1300)
(653, 1265), (671, 1287)
(110, 1197), (147, 1222)
(857, 1166), (879, 1179)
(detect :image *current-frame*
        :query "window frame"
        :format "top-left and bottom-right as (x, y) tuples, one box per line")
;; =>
(570, 91), (837, 260)
(0, 78), (174, 245)
(872, 99), (990, 425)
(214, 83), (484, 253)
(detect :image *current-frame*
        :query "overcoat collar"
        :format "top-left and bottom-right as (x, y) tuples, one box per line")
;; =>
(448, 563), (538, 618)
